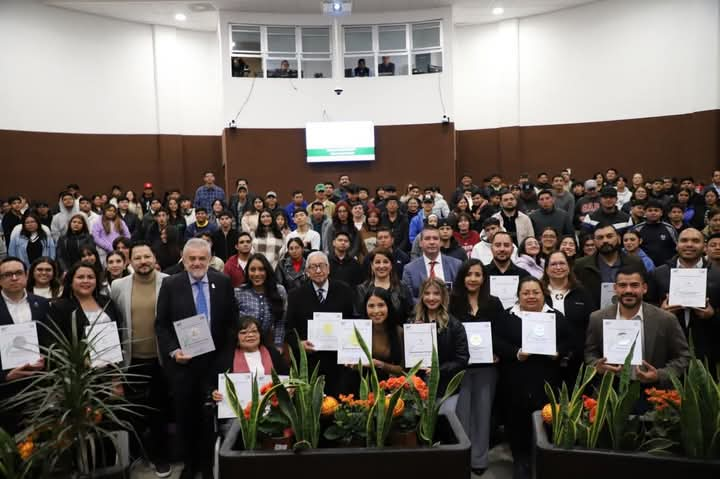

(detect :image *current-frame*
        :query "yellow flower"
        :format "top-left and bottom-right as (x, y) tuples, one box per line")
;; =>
(541, 403), (558, 424)
(321, 396), (339, 416)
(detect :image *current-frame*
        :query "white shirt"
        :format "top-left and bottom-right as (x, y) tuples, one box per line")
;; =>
(285, 228), (321, 251)
(32, 287), (52, 299)
(1, 291), (32, 324)
(244, 350), (264, 376)
(84, 309), (112, 325)
(548, 286), (569, 315)
(313, 280), (330, 300)
(615, 304), (644, 322)
(423, 254), (445, 282)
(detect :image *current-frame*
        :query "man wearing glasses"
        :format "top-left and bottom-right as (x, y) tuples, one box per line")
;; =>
(285, 251), (355, 396)
(0, 257), (49, 434)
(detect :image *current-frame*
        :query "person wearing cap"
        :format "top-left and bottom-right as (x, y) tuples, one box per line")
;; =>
(437, 218), (467, 261)
(552, 174), (575, 214)
(264, 191), (280, 213)
(574, 179), (601, 228)
(581, 187), (632, 233)
(284, 190), (307, 231)
(193, 171), (226, 213)
(409, 194), (436, 244)
(529, 190), (574, 238)
(517, 183), (539, 215)
(308, 183), (335, 219)
(141, 182), (156, 213)
(632, 200), (678, 267)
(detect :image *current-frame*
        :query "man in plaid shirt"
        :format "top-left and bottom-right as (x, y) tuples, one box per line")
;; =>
(193, 171), (225, 211)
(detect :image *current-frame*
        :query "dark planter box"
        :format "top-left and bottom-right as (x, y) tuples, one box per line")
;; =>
(532, 411), (720, 479)
(219, 411), (471, 479)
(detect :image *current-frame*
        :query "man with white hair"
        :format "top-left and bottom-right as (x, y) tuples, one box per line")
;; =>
(285, 250), (355, 396)
(155, 238), (237, 479)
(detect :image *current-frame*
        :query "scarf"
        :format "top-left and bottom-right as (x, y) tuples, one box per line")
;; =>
(233, 345), (274, 374)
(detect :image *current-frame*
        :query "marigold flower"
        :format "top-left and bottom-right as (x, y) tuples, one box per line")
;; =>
(321, 396), (339, 416)
(391, 397), (405, 418)
(582, 395), (597, 411)
(17, 440), (34, 460)
(541, 404), (555, 424)
(589, 406), (597, 423)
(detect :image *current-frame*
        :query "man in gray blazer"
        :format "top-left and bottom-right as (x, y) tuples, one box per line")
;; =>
(585, 264), (690, 388)
(110, 242), (171, 477)
(402, 225), (462, 303)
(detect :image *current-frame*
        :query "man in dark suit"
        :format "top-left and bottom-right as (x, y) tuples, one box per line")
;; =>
(285, 251), (355, 396)
(0, 257), (49, 434)
(155, 238), (237, 479)
(585, 264), (690, 389)
(402, 226), (462, 303)
(646, 228), (720, 368)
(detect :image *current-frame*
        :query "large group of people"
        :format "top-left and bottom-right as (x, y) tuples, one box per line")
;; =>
(1, 167), (719, 479)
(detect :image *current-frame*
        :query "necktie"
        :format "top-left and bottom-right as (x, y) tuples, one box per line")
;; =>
(194, 281), (209, 321)
(429, 261), (437, 279)
(317, 288), (325, 303)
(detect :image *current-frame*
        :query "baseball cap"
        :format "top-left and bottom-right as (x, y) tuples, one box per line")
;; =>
(600, 187), (617, 198)
(266, 191), (277, 198)
(421, 194), (434, 203)
(584, 179), (597, 190)
(143, 182), (153, 189)
(314, 183), (326, 192)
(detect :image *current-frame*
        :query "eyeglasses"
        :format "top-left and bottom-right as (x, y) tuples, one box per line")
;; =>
(0, 270), (26, 280)
(239, 329), (259, 336)
(307, 263), (328, 271)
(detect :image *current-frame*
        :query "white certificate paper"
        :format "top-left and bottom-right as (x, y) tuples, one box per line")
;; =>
(0, 322), (40, 370)
(307, 312), (342, 351)
(217, 373), (289, 419)
(403, 323), (437, 367)
(173, 314), (216, 358)
(337, 320), (372, 365)
(463, 322), (494, 364)
(520, 312), (557, 356)
(668, 268), (707, 308)
(600, 282), (617, 309)
(603, 319), (642, 365)
(490, 275), (519, 309)
(85, 322), (123, 368)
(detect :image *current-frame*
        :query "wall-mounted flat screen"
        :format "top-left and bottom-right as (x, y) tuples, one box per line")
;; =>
(305, 121), (375, 163)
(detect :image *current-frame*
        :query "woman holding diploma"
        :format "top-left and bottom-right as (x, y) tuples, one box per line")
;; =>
(413, 278), (469, 397)
(449, 259), (503, 475)
(494, 276), (570, 479)
(354, 248), (413, 321)
(542, 251), (594, 388)
(45, 261), (122, 347)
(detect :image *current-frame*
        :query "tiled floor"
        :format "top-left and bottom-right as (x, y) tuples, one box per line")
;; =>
(130, 443), (515, 479)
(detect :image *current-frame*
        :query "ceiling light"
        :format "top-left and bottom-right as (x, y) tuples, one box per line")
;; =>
(492, 7), (504, 15)
(174, 13), (187, 21)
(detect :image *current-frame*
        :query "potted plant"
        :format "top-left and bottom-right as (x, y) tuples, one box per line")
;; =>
(378, 376), (427, 446)
(323, 394), (371, 446)
(1, 311), (137, 478)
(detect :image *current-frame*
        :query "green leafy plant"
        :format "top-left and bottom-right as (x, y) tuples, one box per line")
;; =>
(544, 364), (597, 448)
(323, 397), (369, 446)
(225, 373), (284, 450)
(270, 334), (325, 450)
(0, 428), (41, 479)
(405, 342), (465, 446)
(1, 310), (141, 475)
(605, 343), (642, 450)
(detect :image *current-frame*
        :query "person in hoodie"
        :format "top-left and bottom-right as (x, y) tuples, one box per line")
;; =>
(574, 179), (601, 228)
(581, 187), (632, 234)
(426, 186), (450, 219)
(633, 199), (678, 267)
(51, 191), (79, 241)
(56, 213), (96, 272)
(516, 183), (539, 215)
(529, 190), (574, 237)
(437, 218), (467, 262)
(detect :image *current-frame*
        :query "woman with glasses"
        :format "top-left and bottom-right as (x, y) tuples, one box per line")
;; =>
(27, 257), (63, 299)
(541, 251), (593, 387)
(514, 237), (544, 279)
(539, 227), (559, 260)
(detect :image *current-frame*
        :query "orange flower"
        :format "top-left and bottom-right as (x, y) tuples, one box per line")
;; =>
(541, 404), (554, 424)
(93, 409), (103, 425)
(582, 395), (597, 411)
(17, 439), (34, 460)
(260, 381), (274, 395)
(589, 406), (597, 423)
(283, 427), (294, 438)
(321, 396), (339, 416)
(391, 397), (405, 418)
(243, 402), (253, 420)
(339, 393), (355, 404)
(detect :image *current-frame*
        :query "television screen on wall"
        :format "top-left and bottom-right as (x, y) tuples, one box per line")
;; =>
(305, 121), (375, 163)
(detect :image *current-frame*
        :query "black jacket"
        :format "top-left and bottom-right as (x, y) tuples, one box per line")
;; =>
(573, 252), (646, 309)
(429, 315), (469, 396)
(381, 213), (410, 253)
(441, 238), (468, 262)
(212, 228), (240, 262)
(449, 294), (504, 369)
(56, 232), (96, 272)
(328, 252), (363, 288)
(44, 295), (123, 348)
(120, 211), (139, 236)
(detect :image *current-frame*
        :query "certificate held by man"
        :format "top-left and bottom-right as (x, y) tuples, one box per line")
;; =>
(173, 314), (216, 358)
(307, 312), (342, 351)
(403, 323), (437, 367)
(603, 319), (642, 365)
(668, 268), (707, 308)
(337, 320), (372, 365)
(0, 322), (41, 370)
(520, 312), (557, 356)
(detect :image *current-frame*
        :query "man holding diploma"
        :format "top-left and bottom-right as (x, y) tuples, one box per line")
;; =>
(647, 228), (720, 367)
(585, 264), (690, 388)
(155, 238), (237, 479)
(0, 257), (48, 434)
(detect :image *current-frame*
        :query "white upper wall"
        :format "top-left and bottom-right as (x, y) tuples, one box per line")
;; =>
(454, 0), (720, 130)
(218, 9), (454, 128)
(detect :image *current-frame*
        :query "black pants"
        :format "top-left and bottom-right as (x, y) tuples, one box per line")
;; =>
(166, 356), (214, 469)
(126, 357), (171, 463)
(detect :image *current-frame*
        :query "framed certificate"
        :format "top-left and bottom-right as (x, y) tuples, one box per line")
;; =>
(403, 323), (437, 368)
(603, 319), (642, 365)
(520, 312), (557, 356)
(463, 322), (493, 364)
(173, 314), (216, 358)
(0, 322), (41, 370)
(337, 320), (372, 365)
